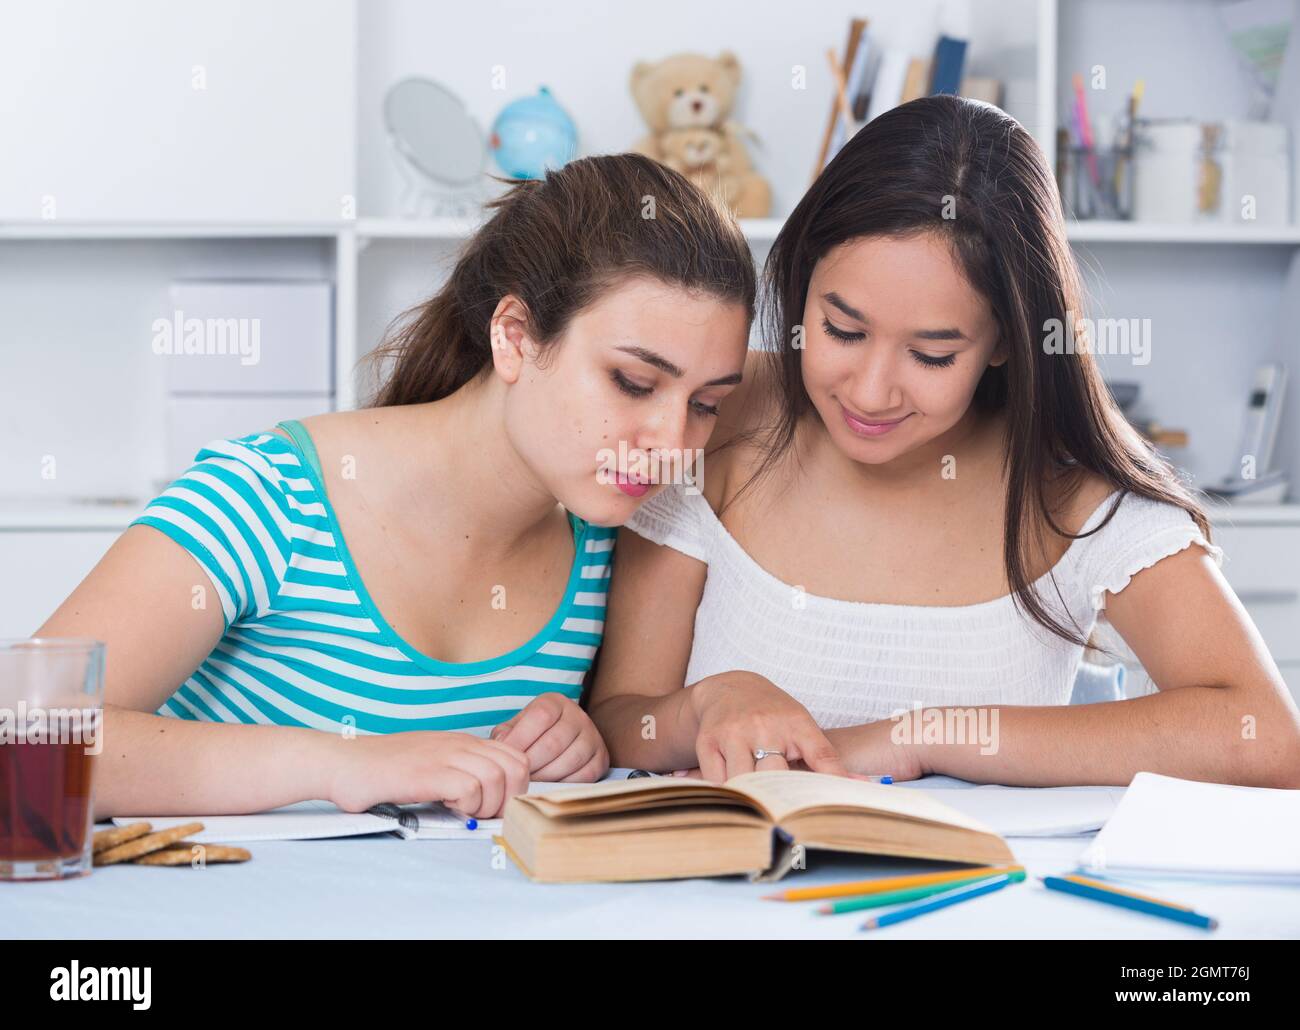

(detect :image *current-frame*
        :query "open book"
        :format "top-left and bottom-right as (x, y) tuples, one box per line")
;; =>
(500, 771), (1016, 883)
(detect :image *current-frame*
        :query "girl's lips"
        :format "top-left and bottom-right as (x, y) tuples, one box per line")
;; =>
(840, 404), (910, 437)
(614, 473), (650, 498)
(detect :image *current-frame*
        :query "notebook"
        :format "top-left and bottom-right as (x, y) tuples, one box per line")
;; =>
(1076, 771), (1300, 884)
(109, 780), (582, 842)
(912, 780), (1127, 837)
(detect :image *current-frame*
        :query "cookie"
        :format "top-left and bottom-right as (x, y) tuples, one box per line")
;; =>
(93, 822), (205, 866)
(92, 822), (152, 853)
(134, 841), (251, 866)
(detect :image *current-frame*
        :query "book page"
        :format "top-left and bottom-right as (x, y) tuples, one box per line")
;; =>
(726, 771), (998, 834)
(519, 775), (744, 808)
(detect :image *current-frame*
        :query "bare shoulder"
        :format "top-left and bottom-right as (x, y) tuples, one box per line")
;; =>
(701, 349), (780, 512)
(707, 348), (779, 453)
(259, 408), (373, 447)
(700, 349), (782, 505)
(1050, 468), (1121, 536)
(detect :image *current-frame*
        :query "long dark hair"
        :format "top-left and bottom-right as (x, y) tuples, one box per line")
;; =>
(747, 94), (1208, 645)
(365, 153), (756, 406)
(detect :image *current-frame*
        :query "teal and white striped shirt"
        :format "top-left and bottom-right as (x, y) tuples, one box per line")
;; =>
(130, 419), (616, 735)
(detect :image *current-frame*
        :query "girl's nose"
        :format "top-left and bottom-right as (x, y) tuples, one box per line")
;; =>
(637, 403), (691, 474)
(847, 352), (906, 415)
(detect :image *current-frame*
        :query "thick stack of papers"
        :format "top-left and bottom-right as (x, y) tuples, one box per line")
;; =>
(1077, 771), (1300, 884)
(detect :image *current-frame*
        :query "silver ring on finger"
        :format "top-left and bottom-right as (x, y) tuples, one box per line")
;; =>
(753, 748), (786, 761)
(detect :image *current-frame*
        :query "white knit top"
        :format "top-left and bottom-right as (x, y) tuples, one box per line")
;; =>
(623, 484), (1222, 728)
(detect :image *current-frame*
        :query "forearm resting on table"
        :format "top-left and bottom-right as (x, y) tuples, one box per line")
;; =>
(93, 704), (338, 820)
(588, 689), (701, 771)
(854, 683), (1300, 788)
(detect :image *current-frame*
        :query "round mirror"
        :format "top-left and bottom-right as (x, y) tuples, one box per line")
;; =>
(383, 77), (486, 187)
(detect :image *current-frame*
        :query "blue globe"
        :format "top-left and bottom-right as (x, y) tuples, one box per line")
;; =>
(490, 86), (578, 179)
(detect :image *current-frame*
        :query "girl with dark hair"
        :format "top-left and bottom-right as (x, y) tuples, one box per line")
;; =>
(39, 154), (756, 819)
(591, 96), (1300, 788)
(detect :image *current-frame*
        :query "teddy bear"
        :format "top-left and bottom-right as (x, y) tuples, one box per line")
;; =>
(629, 51), (772, 218)
(656, 126), (738, 210)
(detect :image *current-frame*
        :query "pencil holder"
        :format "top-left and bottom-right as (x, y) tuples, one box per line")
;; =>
(1059, 141), (1134, 221)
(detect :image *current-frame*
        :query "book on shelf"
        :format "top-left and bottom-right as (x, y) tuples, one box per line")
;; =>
(814, 20), (999, 179)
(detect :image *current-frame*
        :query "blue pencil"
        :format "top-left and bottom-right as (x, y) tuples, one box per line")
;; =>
(1041, 876), (1218, 930)
(860, 873), (1014, 930)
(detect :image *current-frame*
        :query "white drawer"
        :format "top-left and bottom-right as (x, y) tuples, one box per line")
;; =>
(0, 530), (119, 637)
(164, 280), (334, 393)
(166, 393), (333, 478)
(1275, 664), (1300, 707)
(1212, 524), (1300, 662)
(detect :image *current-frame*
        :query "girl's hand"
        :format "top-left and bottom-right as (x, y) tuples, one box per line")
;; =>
(490, 693), (610, 782)
(673, 721), (926, 782)
(824, 722), (927, 782)
(688, 670), (849, 782)
(328, 731), (530, 818)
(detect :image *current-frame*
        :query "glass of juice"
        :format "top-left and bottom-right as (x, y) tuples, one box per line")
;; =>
(0, 638), (106, 881)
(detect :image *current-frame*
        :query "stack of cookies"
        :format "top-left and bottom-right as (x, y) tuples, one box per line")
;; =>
(92, 822), (251, 867)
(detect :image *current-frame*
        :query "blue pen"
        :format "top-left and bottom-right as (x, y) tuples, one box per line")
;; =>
(446, 808), (478, 830)
(860, 873), (1014, 930)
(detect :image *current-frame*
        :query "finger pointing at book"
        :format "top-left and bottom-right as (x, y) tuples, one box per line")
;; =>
(688, 671), (850, 782)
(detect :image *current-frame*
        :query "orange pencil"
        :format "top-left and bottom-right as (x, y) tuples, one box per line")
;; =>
(762, 864), (1025, 902)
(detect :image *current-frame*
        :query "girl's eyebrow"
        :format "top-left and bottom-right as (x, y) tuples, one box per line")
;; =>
(614, 344), (743, 386)
(821, 291), (968, 342)
(914, 327), (969, 341)
(822, 291), (867, 322)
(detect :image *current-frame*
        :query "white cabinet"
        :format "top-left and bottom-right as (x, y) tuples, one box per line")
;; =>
(164, 281), (334, 394)
(0, 530), (120, 638)
(0, 0), (355, 223)
(165, 395), (333, 479)
(1212, 520), (1300, 667)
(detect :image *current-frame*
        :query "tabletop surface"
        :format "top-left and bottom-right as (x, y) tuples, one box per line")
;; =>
(6, 776), (1298, 939)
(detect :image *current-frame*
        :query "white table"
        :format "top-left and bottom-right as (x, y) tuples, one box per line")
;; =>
(6, 777), (1298, 939)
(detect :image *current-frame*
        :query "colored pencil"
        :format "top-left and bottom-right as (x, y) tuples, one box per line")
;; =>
(1041, 876), (1218, 930)
(1062, 873), (1195, 912)
(762, 864), (1024, 902)
(819, 868), (1027, 914)
(860, 873), (1016, 930)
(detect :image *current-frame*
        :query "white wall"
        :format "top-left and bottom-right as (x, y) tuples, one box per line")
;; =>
(0, 0), (1295, 500)
(0, 0), (356, 222)
(356, 0), (1042, 219)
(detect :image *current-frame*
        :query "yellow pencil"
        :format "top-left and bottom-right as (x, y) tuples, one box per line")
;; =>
(762, 864), (1025, 902)
(1061, 874), (1195, 912)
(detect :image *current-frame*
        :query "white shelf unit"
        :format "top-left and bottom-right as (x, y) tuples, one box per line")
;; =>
(3, 0), (1300, 683)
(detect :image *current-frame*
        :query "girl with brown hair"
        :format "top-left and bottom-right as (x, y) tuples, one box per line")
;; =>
(38, 154), (756, 819)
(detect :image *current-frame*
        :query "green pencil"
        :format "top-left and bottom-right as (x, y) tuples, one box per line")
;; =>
(818, 869), (1028, 914)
